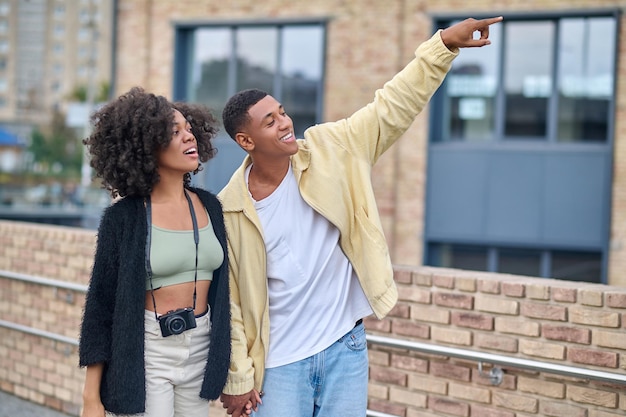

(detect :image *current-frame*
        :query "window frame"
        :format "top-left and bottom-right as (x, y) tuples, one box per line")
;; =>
(171, 18), (328, 192)
(172, 17), (328, 114)
(430, 9), (620, 146)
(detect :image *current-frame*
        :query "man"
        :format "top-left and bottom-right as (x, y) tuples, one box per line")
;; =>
(218, 16), (503, 417)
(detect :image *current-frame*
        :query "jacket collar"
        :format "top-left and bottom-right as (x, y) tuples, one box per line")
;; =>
(219, 140), (310, 212)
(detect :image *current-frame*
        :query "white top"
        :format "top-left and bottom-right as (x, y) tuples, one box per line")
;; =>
(246, 164), (372, 368)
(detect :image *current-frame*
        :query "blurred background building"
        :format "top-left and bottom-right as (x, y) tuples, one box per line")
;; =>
(2, 0), (626, 287)
(0, 0), (113, 227)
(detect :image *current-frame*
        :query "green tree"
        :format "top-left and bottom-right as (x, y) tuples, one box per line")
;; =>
(67, 81), (111, 103)
(28, 110), (81, 178)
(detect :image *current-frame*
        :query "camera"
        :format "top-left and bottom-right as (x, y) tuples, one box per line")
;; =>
(158, 307), (197, 337)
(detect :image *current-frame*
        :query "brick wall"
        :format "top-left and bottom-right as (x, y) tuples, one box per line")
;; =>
(1, 221), (625, 416)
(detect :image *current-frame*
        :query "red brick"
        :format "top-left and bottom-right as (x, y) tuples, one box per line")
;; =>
(398, 286), (432, 304)
(451, 311), (494, 330)
(567, 347), (618, 368)
(365, 317), (391, 333)
(474, 333), (518, 353)
(412, 271), (432, 287)
(394, 268), (413, 284)
(370, 365), (408, 386)
(428, 396), (469, 417)
(542, 325), (591, 344)
(433, 274), (455, 289)
(520, 302), (567, 321)
(502, 282), (525, 297)
(606, 292), (626, 308)
(540, 400), (587, 417)
(478, 279), (500, 294)
(390, 354), (429, 373)
(552, 287), (577, 303)
(368, 399), (407, 417)
(470, 404), (515, 417)
(392, 319), (430, 339)
(433, 292), (473, 310)
(430, 362), (471, 382)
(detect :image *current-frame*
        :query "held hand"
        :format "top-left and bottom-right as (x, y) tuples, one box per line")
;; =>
(440, 16), (503, 49)
(221, 390), (262, 417)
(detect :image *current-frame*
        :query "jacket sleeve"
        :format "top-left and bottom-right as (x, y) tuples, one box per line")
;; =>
(222, 236), (257, 395)
(78, 205), (121, 367)
(305, 30), (458, 166)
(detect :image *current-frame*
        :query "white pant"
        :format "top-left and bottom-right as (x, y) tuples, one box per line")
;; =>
(140, 307), (212, 417)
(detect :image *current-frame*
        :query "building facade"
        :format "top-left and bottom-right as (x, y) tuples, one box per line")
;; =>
(0, 0), (113, 134)
(113, 0), (626, 286)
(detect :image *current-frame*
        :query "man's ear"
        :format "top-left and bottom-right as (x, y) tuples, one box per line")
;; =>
(235, 132), (254, 152)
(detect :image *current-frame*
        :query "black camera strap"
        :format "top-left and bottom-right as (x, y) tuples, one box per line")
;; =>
(145, 189), (200, 322)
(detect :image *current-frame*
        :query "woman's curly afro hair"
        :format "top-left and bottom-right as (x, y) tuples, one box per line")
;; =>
(83, 87), (219, 198)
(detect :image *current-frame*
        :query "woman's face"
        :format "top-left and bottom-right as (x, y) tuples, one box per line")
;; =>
(157, 109), (199, 175)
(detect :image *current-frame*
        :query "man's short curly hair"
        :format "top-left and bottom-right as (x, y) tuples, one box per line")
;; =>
(222, 88), (268, 140)
(83, 87), (219, 198)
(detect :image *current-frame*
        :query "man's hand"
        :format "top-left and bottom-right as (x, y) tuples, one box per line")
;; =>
(221, 390), (262, 417)
(441, 16), (503, 50)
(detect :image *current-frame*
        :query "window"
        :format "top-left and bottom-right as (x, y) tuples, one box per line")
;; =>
(427, 244), (488, 272)
(437, 14), (616, 143)
(54, 24), (65, 38)
(427, 243), (602, 283)
(54, 5), (65, 19)
(187, 23), (325, 138)
(176, 21), (326, 192)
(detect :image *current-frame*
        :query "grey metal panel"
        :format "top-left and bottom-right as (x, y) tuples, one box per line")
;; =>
(426, 147), (609, 250)
(426, 151), (488, 238)
(486, 153), (544, 241)
(543, 152), (607, 247)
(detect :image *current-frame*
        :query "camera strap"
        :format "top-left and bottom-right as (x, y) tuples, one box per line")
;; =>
(145, 189), (200, 321)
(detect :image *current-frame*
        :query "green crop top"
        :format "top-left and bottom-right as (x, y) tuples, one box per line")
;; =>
(146, 216), (224, 290)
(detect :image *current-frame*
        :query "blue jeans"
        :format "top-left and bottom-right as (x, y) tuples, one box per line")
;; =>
(252, 322), (368, 417)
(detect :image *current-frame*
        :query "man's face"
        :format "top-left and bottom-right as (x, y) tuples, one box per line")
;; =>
(239, 95), (298, 158)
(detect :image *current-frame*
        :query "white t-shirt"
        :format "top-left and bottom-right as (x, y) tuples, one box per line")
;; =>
(246, 164), (373, 368)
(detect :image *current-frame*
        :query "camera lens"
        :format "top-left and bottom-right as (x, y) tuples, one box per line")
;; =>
(165, 315), (186, 335)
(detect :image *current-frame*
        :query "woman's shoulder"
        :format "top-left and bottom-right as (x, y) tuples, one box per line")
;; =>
(189, 186), (220, 205)
(99, 195), (143, 224)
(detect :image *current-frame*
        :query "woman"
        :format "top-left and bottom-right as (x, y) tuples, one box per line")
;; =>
(79, 87), (230, 417)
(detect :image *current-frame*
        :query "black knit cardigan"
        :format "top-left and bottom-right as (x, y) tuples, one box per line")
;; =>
(78, 187), (231, 415)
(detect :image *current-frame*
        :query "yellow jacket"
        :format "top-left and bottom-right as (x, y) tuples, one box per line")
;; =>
(218, 30), (458, 395)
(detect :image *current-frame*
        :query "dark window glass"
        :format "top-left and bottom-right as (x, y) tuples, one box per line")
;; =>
(280, 26), (323, 137)
(504, 21), (554, 139)
(189, 24), (324, 137)
(551, 251), (602, 283)
(428, 243), (488, 272)
(444, 23), (501, 142)
(435, 16), (616, 143)
(182, 23), (325, 192)
(427, 243), (604, 283)
(191, 28), (231, 114)
(557, 18), (615, 142)
(498, 248), (541, 277)
(236, 27), (278, 94)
